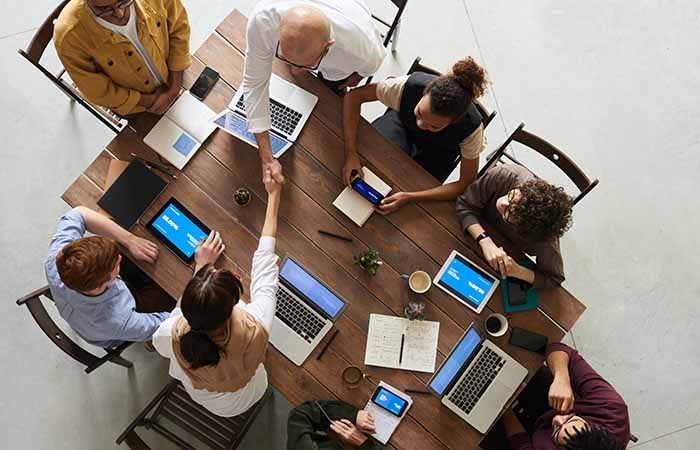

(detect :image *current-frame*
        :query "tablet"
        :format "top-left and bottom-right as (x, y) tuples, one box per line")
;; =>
(434, 250), (499, 314)
(146, 198), (211, 263)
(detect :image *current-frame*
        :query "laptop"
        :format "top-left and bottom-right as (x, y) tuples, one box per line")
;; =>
(211, 74), (318, 158)
(426, 323), (528, 433)
(270, 256), (347, 366)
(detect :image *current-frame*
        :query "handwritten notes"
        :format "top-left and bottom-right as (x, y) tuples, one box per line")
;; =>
(364, 314), (439, 373)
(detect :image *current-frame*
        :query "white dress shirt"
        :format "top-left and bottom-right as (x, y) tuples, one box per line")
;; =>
(152, 236), (279, 417)
(243, 0), (386, 133)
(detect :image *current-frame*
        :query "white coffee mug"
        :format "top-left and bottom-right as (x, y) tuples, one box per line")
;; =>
(485, 313), (508, 337)
(402, 270), (432, 294)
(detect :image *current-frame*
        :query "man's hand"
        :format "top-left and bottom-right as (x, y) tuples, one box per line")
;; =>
(549, 375), (575, 413)
(330, 419), (368, 448)
(338, 72), (364, 91)
(137, 93), (157, 109)
(377, 192), (412, 215)
(263, 166), (283, 196)
(480, 238), (509, 275)
(263, 159), (284, 184)
(355, 410), (376, 434)
(125, 234), (159, 263)
(147, 87), (179, 115)
(342, 153), (363, 187)
(193, 231), (225, 273)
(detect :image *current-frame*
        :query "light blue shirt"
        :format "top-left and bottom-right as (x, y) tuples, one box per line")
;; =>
(44, 208), (169, 348)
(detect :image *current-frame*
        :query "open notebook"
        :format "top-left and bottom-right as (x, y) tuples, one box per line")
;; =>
(144, 92), (216, 170)
(332, 167), (391, 227)
(364, 314), (439, 373)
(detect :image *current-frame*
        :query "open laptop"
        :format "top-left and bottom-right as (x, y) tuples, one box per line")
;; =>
(211, 74), (318, 158)
(270, 256), (347, 366)
(427, 323), (528, 433)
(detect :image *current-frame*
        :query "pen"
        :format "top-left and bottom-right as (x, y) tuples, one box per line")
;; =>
(318, 229), (353, 242)
(399, 333), (405, 365)
(405, 389), (431, 395)
(316, 329), (339, 360)
(130, 153), (177, 179)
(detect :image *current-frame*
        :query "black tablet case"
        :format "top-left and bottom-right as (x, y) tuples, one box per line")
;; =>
(97, 160), (167, 230)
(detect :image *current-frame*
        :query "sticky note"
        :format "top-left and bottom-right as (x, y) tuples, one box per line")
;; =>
(172, 133), (197, 156)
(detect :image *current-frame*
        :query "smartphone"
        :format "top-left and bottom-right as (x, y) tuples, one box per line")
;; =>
(190, 66), (219, 101)
(506, 279), (529, 306)
(371, 386), (408, 417)
(351, 175), (385, 206)
(509, 327), (548, 355)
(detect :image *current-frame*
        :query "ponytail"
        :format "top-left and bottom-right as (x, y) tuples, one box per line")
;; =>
(424, 56), (488, 120)
(179, 264), (242, 369)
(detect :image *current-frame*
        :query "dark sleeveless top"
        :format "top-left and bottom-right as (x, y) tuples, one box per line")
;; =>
(396, 72), (483, 181)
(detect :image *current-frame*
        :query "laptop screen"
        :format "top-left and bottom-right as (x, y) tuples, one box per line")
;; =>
(280, 258), (345, 319)
(428, 327), (482, 396)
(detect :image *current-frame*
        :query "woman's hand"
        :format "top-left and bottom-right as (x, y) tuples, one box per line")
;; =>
(377, 192), (412, 215)
(330, 419), (369, 447)
(480, 237), (508, 275)
(263, 166), (283, 196)
(193, 231), (225, 273)
(342, 154), (363, 187)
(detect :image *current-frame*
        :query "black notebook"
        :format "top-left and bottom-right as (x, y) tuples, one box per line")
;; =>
(97, 160), (168, 230)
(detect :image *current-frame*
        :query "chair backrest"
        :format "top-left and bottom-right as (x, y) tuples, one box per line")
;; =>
(478, 122), (599, 206)
(21, 0), (70, 63)
(16, 285), (105, 368)
(406, 56), (497, 129)
(370, 0), (408, 47)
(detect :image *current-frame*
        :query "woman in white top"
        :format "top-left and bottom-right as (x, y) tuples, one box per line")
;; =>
(152, 169), (282, 416)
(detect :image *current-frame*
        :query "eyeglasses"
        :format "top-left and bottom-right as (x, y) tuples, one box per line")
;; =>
(502, 190), (518, 224)
(89, 0), (134, 18)
(275, 41), (329, 71)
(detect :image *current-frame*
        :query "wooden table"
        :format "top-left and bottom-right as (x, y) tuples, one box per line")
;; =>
(62, 10), (586, 450)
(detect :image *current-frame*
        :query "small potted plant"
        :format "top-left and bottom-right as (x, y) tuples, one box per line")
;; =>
(404, 300), (426, 321)
(353, 248), (382, 276)
(234, 187), (251, 207)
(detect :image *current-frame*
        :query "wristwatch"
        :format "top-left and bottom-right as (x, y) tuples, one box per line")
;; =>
(475, 231), (489, 244)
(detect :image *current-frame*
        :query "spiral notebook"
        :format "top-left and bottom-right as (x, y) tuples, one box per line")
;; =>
(364, 314), (439, 373)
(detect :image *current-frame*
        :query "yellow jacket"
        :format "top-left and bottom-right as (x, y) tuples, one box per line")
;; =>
(54, 0), (191, 115)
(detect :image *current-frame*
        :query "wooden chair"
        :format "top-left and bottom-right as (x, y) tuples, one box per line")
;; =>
(478, 123), (599, 206)
(16, 286), (134, 374)
(17, 0), (126, 133)
(116, 379), (272, 450)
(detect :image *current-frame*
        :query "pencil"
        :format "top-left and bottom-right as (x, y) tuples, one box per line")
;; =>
(318, 229), (353, 242)
(405, 389), (431, 395)
(316, 329), (339, 360)
(130, 153), (177, 179)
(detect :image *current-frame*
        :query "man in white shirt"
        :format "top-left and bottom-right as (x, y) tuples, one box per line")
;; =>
(243, 0), (386, 183)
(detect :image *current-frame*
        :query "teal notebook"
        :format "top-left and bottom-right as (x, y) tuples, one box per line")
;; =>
(500, 259), (539, 313)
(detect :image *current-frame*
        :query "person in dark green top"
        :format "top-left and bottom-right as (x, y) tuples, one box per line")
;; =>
(287, 400), (385, 450)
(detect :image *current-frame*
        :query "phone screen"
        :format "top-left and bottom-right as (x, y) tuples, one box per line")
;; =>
(371, 387), (408, 417)
(191, 67), (219, 101)
(509, 327), (548, 355)
(351, 177), (384, 205)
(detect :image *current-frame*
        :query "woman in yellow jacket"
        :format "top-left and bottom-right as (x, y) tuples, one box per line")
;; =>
(54, 0), (191, 116)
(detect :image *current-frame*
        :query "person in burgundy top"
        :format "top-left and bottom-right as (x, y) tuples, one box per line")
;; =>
(501, 343), (630, 450)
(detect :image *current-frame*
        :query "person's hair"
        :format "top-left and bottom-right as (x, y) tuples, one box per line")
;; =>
(562, 425), (627, 450)
(55, 236), (120, 292)
(179, 265), (244, 369)
(508, 178), (574, 241)
(424, 57), (488, 120)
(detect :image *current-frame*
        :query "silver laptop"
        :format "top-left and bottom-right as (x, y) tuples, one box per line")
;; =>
(217, 74), (318, 157)
(270, 256), (347, 366)
(427, 323), (528, 433)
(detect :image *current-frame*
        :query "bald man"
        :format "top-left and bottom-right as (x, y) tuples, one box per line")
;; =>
(243, 0), (386, 182)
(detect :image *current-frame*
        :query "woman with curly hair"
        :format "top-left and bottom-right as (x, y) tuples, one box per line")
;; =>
(456, 164), (574, 288)
(342, 57), (489, 214)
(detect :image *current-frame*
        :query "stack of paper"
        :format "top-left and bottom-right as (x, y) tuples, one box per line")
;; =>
(333, 167), (391, 227)
(144, 92), (216, 170)
(364, 314), (440, 373)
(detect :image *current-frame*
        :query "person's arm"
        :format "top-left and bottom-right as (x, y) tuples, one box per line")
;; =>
(377, 156), (479, 214)
(547, 345), (575, 413)
(245, 170), (282, 332)
(148, 70), (183, 114)
(74, 206), (158, 263)
(54, 35), (143, 115)
(164, 0), (191, 73)
(115, 309), (170, 342)
(528, 239), (565, 289)
(342, 83), (379, 185)
(501, 408), (533, 450)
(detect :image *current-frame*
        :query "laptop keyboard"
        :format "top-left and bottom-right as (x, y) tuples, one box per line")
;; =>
(448, 347), (506, 415)
(275, 287), (325, 343)
(235, 96), (303, 137)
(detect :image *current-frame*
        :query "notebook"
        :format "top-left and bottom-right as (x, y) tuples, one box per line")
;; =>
(97, 160), (168, 230)
(332, 167), (391, 227)
(364, 314), (440, 373)
(98, 159), (130, 219)
(365, 382), (413, 444)
(143, 92), (216, 170)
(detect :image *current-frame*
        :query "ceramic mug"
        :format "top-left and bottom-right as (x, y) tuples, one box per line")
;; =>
(485, 313), (508, 337)
(401, 270), (432, 294)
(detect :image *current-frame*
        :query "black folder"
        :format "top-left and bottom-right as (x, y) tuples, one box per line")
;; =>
(97, 160), (168, 230)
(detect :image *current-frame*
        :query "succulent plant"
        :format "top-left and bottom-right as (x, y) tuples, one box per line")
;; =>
(353, 248), (382, 276)
(234, 187), (251, 206)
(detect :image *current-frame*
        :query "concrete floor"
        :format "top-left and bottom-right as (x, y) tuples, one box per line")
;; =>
(2, 0), (699, 449)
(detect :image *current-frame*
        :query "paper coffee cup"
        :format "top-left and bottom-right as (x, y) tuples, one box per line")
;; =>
(408, 270), (432, 294)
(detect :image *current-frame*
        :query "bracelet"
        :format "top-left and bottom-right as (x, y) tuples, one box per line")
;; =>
(475, 232), (489, 244)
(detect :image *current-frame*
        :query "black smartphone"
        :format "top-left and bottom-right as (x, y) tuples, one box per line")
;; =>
(190, 66), (219, 101)
(507, 279), (529, 306)
(371, 386), (408, 417)
(509, 327), (548, 355)
(351, 174), (385, 206)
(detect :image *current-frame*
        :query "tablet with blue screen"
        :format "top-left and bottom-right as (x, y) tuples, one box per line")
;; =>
(434, 250), (499, 314)
(147, 198), (211, 263)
